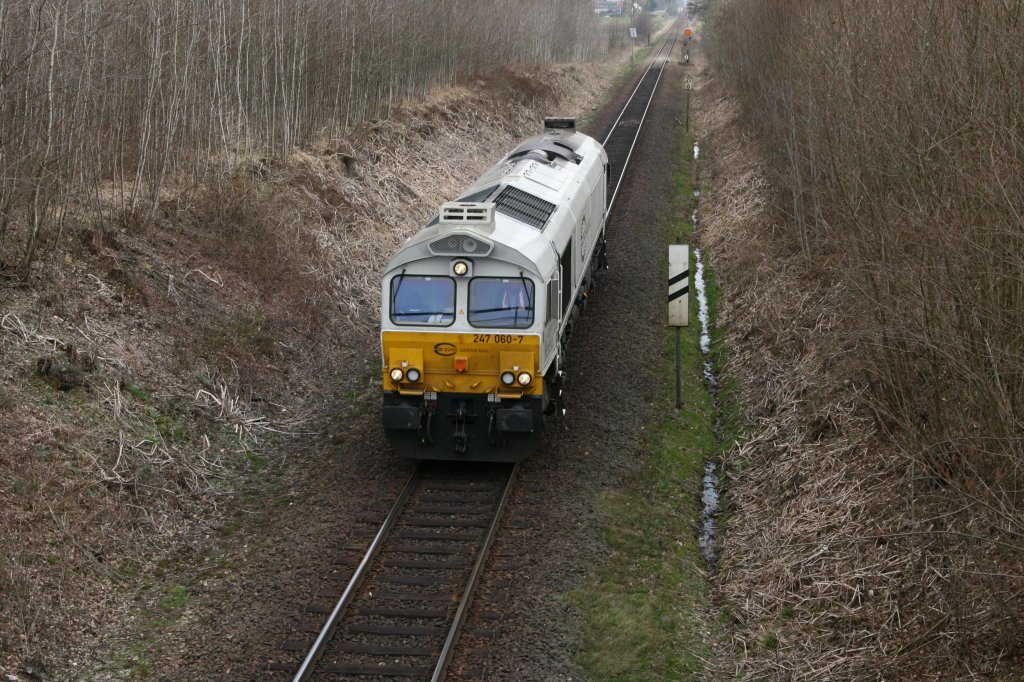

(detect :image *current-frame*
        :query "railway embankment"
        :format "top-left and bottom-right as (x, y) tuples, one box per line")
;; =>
(572, 98), (732, 681)
(569, 20), (740, 678)
(0, 9), (739, 678)
(695, 1), (1024, 678)
(0, 57), (632, 679)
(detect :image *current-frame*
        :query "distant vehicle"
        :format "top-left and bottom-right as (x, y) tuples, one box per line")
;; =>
(380, 119), (608, 461)
(595, 1), (624, 16)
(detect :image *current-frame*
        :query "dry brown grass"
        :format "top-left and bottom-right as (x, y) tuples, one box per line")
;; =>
(0, 57), (616, 677)
(0, 0), (613, 280)
(696, 1), (1024, 676)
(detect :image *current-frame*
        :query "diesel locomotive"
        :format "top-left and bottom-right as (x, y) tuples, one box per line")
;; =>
(380, 118), (607, 461)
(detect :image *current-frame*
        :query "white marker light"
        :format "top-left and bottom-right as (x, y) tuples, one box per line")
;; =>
(406, 368), (421, 382)
(500, 371), (515, 386)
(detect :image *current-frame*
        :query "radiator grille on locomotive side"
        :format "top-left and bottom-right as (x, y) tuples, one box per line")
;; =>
(493, 186), (556, 230)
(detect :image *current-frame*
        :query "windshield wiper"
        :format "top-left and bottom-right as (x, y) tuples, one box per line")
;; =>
(515, 271), (533, 326)
(391, 268), (407, 307)
(518, 271), (533, 309)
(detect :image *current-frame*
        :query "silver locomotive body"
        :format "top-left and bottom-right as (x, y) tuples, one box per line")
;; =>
(380, 118), (607, 461)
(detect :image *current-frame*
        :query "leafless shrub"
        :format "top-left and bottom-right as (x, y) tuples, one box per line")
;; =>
(0, 0), (616, 279)
(704, 0), (1024, 677)
(2, 312), (66, 351)
(193, 363), (310, 449)
(0, 34), (625, 675)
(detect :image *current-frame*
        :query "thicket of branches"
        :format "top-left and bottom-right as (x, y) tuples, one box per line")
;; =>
(710, 0), (1024, 674)
(0, 0), (619, 279)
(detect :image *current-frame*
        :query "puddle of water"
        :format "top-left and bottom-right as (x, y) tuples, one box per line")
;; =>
(699, 460), (719, 565)
(694, 248), (716, 388)
(694, 241), (721, 569)
(678, 0), (722, 572)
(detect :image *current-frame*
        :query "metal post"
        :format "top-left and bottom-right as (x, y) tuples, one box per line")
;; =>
(631, 4), (635, 63)
(685, 91), (690, 132)
(675, 326), (682, 410)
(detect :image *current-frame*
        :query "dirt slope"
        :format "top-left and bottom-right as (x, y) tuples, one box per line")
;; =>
(692, 17), (1024, 682)
(0, 59), (627, 680)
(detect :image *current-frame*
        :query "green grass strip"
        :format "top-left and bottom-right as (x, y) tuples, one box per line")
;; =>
(572, 120), (738, 680)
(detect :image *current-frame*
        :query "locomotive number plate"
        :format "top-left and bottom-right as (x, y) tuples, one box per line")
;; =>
(472, 334), (526, 344)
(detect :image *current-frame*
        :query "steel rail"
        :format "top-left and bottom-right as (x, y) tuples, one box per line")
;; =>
(601, 33), (676, 148)
(431, 462), (520, 681)
(292, 464), (422, 682)
(290, 36), (675, 678)
(604, 34), (678, 215)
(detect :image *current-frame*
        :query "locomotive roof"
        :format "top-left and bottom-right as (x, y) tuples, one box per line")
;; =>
(385, 128), (606, 277)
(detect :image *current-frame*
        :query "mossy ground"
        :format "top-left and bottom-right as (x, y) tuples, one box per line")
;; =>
(572, 111), (739, 680)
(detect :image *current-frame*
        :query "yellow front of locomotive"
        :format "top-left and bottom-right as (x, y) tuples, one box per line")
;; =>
(380, 245), (547, 461)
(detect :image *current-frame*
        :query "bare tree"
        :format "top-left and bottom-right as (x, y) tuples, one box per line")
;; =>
(0, 0), (611, 277)
(710, 0), (1024, 675)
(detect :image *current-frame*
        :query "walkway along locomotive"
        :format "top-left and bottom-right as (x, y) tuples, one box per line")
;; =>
(380, 118), (608, 461)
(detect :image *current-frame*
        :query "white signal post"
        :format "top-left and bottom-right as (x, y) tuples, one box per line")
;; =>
(669, 245), (690, 408)
(669, 245), (689, 327)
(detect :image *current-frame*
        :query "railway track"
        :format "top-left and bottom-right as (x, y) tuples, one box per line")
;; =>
(270, 463), (517, 680)
(268, 31), (680, 682)
(604, 32), (678, 213)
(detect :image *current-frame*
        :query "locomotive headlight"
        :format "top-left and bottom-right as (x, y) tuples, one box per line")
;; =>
(517, 371), (533, 386)
(389, 367), (405, 382)
(406, 367), (421, 382)
(500, 371), (516, 386)
(452, 260), (469, 276)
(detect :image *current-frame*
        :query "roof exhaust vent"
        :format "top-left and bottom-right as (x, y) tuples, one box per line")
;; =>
(430, 206), (496, 257)
(544, 117), (576, 132)
(439, 201), (495, 226)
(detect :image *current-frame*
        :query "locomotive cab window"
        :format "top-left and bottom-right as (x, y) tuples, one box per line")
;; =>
(547, 275), (560, 322)
(468, 277), (535, 329)
(390, 275), (455, 326)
